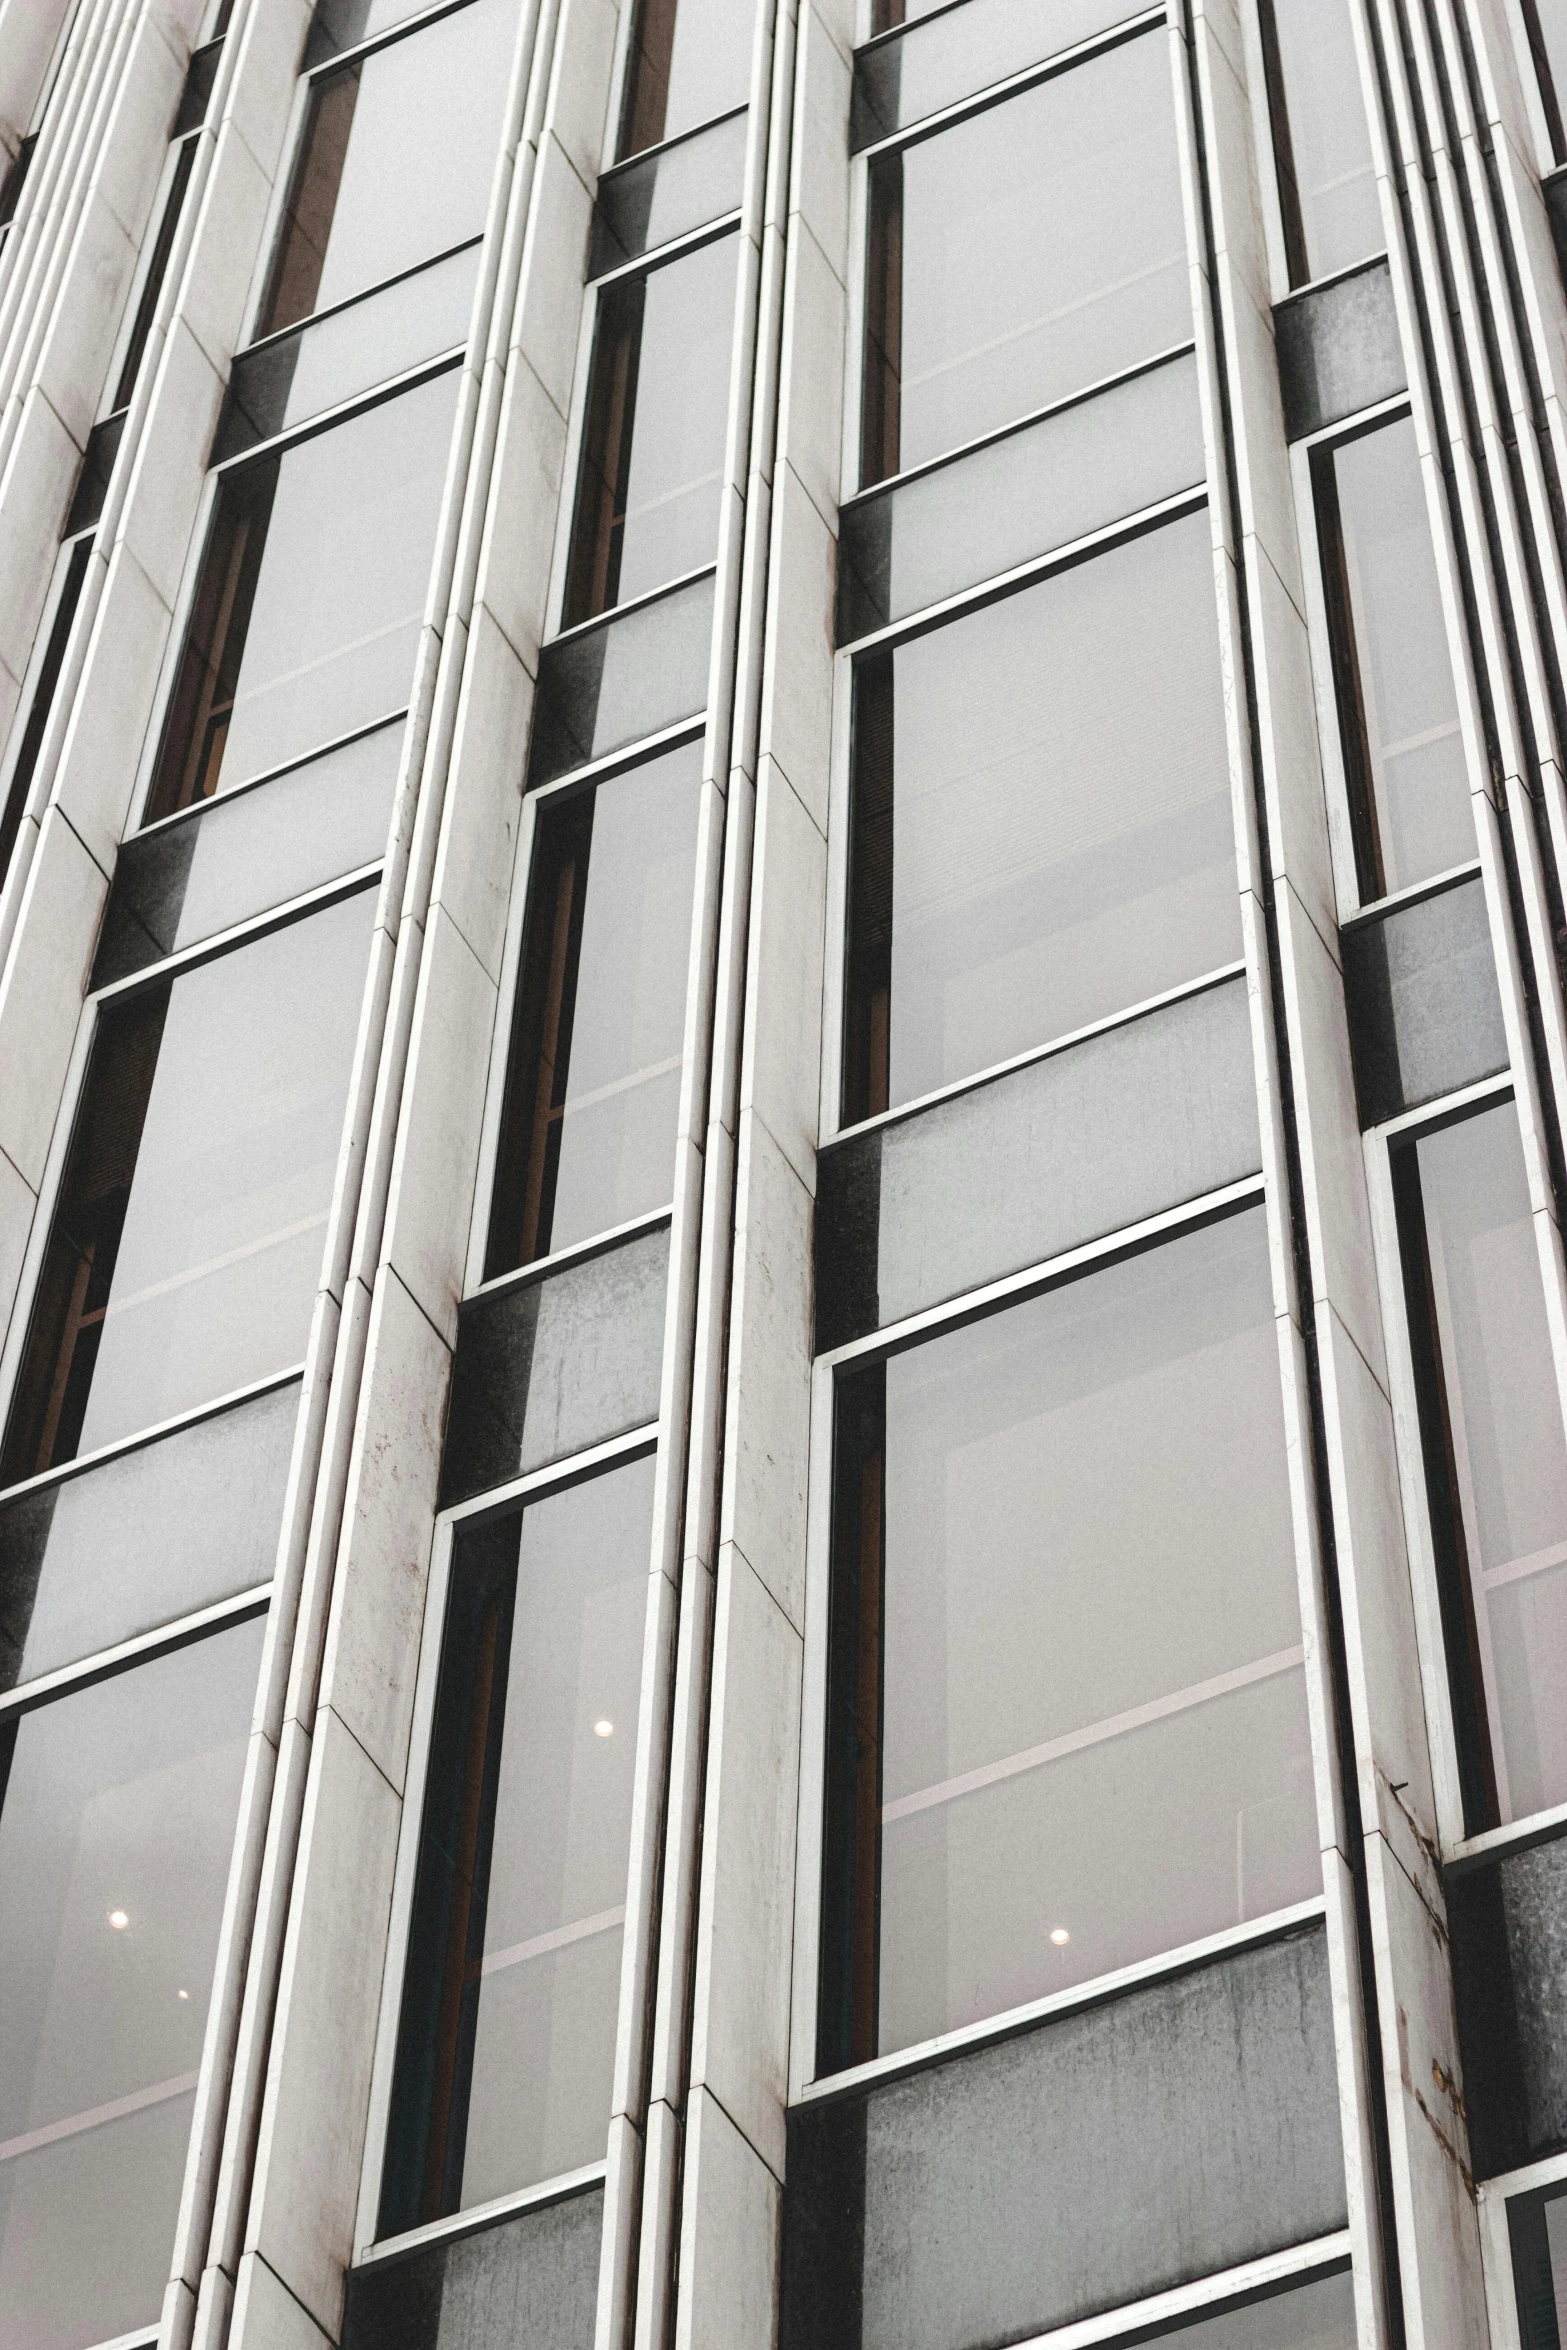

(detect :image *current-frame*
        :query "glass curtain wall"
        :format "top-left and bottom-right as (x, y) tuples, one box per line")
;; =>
(1256, 0), (1382, 286)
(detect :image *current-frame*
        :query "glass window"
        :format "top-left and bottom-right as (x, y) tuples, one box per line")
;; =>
(821, 1207), (1317, 2069)
(591, 110), (748, 274)
(529, 572), (715, 785)
(842, 510), (1239, 1122)
(1314, 414), (1472, 901)
(1258, 0), (1382, 286)
(0, 889), (376, 1484)
(0, 1616), (266, 2350)
(486, 743), (702, 1273)
(1392, 1099), (1567, 1830)
(261, 0), (516, 337)
(148, 367), (458, 817)
(853, 0), (1142, 144)
(563, 234), (738, 626)
(378, 1455), (655, 2231)
(860, 33), (1189, 485)
(1509, 2179), (1567, 2348)
(0, 539), (91, 895)
(1526, 3), (1567, 162)
(617, 0), (754, 160)
(1146, 2272), (1358, 2349)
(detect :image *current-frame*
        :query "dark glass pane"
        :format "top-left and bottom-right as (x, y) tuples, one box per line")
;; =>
(617, 0), (754, 159)
(487, 743), (700, 1276)
(852, 0), (1141, 145)
(860, 32), (1189, 484)
(838, 350), (1204, 641)
(218, 241), (479, 460)
(1393, 1102), (1567, 1831)
(173, 38), (223, 138)
(1510, 2180), (1567, 2350)
(529, 572), (714, 785)
(95, 719), (401, 986)
(1259, 0), (1382, 285)
(0, 1378), (296, 1691)
(344, 2187), (603, 2348)
(380, 1459), (653, 2227)
(562, 234), (737, 626)
(817, 978), (1260, 1350)
(1275, 258), (1405, 443)
(843, 510), (1238, 1121)
(0, 889), (375, 1483)
(306, 0), (447, 64)
(148, 367), (457, 817)
(0, 134), (37, 230)
(0, 539), (91, 894)
(591, 108), (747, 274)
(262, 0), (515, 337)
(1448, 1831), (1567, 2176)
(1315, 413), (1471, 901)
(65, 409), (128, 539)
(823, 1207), (1316, 2067)
(1342, 872), (1507, 1128)
(786, 1927), (1346, 2350)
(0, 1617), (265, 2349)
(440, 1227), (668, 1507)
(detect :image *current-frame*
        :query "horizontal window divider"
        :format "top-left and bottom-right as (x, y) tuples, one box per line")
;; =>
(526, 715), (707, 805)
(0, 1363), (305, 1509)
(0, 2067), (200, 2167)
(842, 340), (1199, 512)
(796, 1896), (1328, 2110)
(305, 0), (486, 82)
(1445, 1799), (1567, 1876)
(1368, 1069), (1513, 1143)
(358, 2160), (609, 2273)
(1004, 2233), (1353, 2350)
(211, 345), (466, 478)
(1295, 388), (1411, 455)
(601, 101), (750, 185)
(1475, 2147), (1567, 2204)
(854, 4), (1169, 164)
(438, 1421), (661, 1532)
(91, 861), (384, 1006)
(838, 484), (1209, 659)
(544, 562), (718, 654)
(0, 1582), (273, 1721)
(822, 960), (1248, 1152)
(818, 1174), (1266, 1372)
(469, 1204), (674, 1308)
(1272, 246), (1394, 316)
(587, 208), (744, 293)
(130, 709), (410, 842)
(1339, 854), (1484, 931)
(234, 235), (486, 365)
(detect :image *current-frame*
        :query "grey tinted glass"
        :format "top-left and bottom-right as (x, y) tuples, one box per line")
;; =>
(0, 1617), (265, 2350)
(342, 2187), (603, 2350)
(818, 978), (1259, 1348)
(1342, 872), (1506, 1128)
(1508, 2181), (1567, 2350)
(839, 351), (1204, 640)
(1448, 1832), (1567, 2178)
(1155, 2273), (1358, 2349)
(852, 0), (1143, 143)
(863, 32), (1189, 481)
(95, 723), (401, 987)
(307, 0), (464, 63)
(592, 110), (747, 273)
(618, 0), (754, 156)
(530, 572), (714, 784)
(1534, 3), (1567, 154)
(1275, 258), (1405, 442)
(784, 1928), (1345, 2350)
(1264, 0), (1382, 284)
(441, 1226), (669, 1506)
(0, 1380), (297, 1691)
(844, 511), (1238, 1118)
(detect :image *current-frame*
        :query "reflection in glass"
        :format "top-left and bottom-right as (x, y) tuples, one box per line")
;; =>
(1259, 0), (1382, 285)
(262, 0), (514, 337)
(379, 1457), (654, 2228)
(0, 890), (375, 1483)
(147, 368), (457, 817)
(1315, 415), (1471, 900)
(529, 571), (714, 784)
(860, 33), (1189, 484)
(0, 1616), (264, 2350)
(1393, 1101), (1567, 1829)
(563, 234), (737, 626)
(617, 0), (754, 160)
(843, 511), (1238, 1121)
(1509, 2179), (1567, 2349)
(487, 744), (701, 1273)
(853, 0), (1141, 145)
(821, 1208), (1316, 2068)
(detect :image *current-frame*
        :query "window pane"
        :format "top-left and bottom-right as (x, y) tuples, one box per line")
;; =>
(0, 890), (375, 1482)
(487, 743), (701, 1274)
(617, 0), (754, 159)
(1510, 2181), (1567, 2349)
(149, 368), (457, 816)
(529, 571), (715, 785)
(1151, 2272), (1358, 2349)
(1448, 1833), (1567, 2178)
(1341, 872), (1506, 1129)
(853, 0), (1141, 144)
(1316, 415), (1471, 900)
(380, 1457), (655, 2229)
(0, 1616), (265, 2350)
(263, 0), (516, 335)
(1394, 1101), (1567, 1828)
(1261, 0), (1382, 284)
(563, 234), (738, 626)
(1530, 2), (1567, 158)
(591, 109), (748, 274)
(843, 511), (1239, 1121)
(861, 33), (1189, 483)
(824, 1208), (1316, 2065)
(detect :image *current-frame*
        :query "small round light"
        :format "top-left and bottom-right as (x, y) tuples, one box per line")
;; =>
(593, 1718), (614, 1739)
(108, 1910), (129, 1930)
(178, 1989), (190, 2001)
(1049, 1927), (1070, 1946)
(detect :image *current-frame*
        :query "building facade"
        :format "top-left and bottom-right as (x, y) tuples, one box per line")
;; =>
(1, 0), (1566, 2346)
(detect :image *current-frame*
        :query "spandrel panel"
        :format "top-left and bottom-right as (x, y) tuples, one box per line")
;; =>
(1341, 873), (1507, 1128)
(1448, 1831), (1567, 2177)
(843, 510), (1239, 1121)
(95, 722), (401, 987)
(0, 1616), (265, 2350)
(591, 110), (748, 273)
(861, 32), (1189, 483)
(784, 1928), (1346, 2350)
(852, 0), (1142, 145)
(1264, 0), (1383, 283)
(618, 0), (755, 156)
(440, 1226), (669, 1507)
(343, 2187), (603, 2349)
(817, 978), (1259, 1350)
(838, 351), (1205, 641)
(1509, 2181), (1567, 2350)
(0, 1379), (298, 1692)
(1275, 258), (1405, 442)
(529, 572), (714, 785)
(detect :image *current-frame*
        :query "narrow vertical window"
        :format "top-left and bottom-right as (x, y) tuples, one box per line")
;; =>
(111, 136), (199, 415)
(616, 0), (753, 161)
(1524, 1), (1567, 163)
(1257, 0), (1383, 285)
(1509, 2180), (1567, 2350)
(0, 537), (91, 891)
